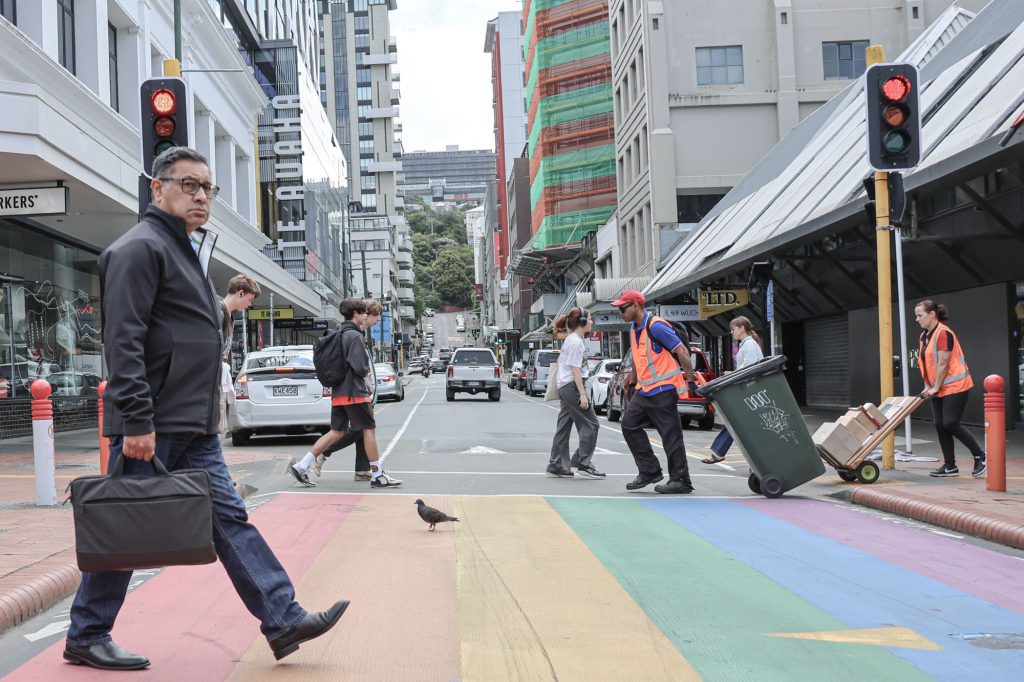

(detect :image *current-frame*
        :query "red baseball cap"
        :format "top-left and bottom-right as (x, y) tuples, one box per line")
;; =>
(611, 289), (645, 307)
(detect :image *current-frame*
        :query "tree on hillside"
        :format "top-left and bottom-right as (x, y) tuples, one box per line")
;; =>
(431, 247), (474, 308)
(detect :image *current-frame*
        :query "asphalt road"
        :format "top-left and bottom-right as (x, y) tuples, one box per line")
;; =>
(4, 374), (1024, 679)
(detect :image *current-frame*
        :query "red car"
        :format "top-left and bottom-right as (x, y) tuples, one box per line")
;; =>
(606, 346), (717, 429)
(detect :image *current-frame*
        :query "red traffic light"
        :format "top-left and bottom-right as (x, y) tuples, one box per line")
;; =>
(881, 75), (911, 102)
(151, 89), (176, 116)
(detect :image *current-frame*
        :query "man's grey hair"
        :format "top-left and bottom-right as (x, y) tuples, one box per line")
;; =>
(151, 146), (209, 180)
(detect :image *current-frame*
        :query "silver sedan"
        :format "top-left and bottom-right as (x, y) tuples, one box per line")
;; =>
(374, 363), (405, 401)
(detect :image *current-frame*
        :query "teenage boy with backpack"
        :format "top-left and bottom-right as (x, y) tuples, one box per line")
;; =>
(289, 298), (401, 488)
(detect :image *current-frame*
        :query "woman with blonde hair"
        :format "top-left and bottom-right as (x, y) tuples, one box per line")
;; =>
(701, 316), (763, 464)
(546, 308), (605, 479)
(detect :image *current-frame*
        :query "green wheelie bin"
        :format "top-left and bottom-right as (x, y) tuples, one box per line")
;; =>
(695, 356), (824, 498)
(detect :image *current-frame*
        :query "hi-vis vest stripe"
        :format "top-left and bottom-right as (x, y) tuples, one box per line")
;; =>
(632, 315), (685, 393)
(919, 322), (973, 397)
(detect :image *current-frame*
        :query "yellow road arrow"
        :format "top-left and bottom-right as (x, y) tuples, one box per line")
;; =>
(770, 627), (941, 650)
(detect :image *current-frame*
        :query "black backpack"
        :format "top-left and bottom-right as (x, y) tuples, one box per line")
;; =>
(646, 316), (692, 347)
(313, 328), (351, 387)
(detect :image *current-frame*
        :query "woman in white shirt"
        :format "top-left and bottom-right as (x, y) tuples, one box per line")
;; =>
(546, 308), (605, 479)
(701, 316), (764, 464)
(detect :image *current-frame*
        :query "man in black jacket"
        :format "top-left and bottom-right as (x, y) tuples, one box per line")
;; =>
(64, 147), (348, 671)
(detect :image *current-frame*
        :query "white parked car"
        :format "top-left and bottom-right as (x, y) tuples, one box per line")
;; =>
(375, 363), (405, 401)
(229, 346), (330, 445)
(584, 358), (621, 414)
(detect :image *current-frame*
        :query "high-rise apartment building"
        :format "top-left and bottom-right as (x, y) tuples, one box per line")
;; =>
(523, 0), (615, 251)
(485, 12), (529, 276)
(322, 0), (414, 359)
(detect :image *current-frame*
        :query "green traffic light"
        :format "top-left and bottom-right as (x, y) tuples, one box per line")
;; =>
(154, 140), (176, 157)
(882, 130), (911, 154)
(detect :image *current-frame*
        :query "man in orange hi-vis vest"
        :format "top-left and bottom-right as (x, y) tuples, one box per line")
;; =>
(613, 290), (697, 494)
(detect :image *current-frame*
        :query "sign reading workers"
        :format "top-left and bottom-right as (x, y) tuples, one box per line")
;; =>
(0, 186), (69, 217)
(248, 307), (295, 320)
(698, 289), (749, 319)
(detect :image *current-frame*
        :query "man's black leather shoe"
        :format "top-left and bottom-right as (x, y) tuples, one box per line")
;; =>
(63, 641), (150, 670)
(655, 479), (694, 494)
(625, 472), (664, 490)
(270, 600), (350, 661)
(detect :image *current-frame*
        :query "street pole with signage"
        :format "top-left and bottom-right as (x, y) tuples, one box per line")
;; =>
(269, 292), (275, 347)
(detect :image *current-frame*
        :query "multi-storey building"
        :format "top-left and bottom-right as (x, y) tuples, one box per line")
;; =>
(605, 0), (989, 282)
(523, 0), (615, 251)
(485, 11), (529, 277)
(399, 147), (497, 206)
(0, 0), (338, 437)
(321, 0), (413, 361)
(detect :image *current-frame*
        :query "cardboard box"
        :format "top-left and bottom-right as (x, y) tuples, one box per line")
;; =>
(842, 409), (879, 436)
(813, 422), (863, 465)
(879, 396), (918, 420)
(838, 413), (873, 442)
(860, 403), (888, 428)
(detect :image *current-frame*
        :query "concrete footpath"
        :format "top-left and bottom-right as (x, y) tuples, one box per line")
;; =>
(1, 413), (1022, 635)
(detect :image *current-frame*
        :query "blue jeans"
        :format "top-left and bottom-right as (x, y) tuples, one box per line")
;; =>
(710, 427), (734, 456)
(67, 434), (306, 647)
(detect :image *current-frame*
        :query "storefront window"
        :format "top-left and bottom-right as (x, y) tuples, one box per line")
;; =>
(0, 223), (102, 400)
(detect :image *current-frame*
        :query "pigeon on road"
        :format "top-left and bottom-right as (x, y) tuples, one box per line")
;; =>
(415, 499), (460, 531)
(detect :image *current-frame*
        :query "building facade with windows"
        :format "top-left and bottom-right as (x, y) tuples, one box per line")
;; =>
(606, 0), (989, 284)
(0, 0), (334, 438)
(398, 147), (498, 206)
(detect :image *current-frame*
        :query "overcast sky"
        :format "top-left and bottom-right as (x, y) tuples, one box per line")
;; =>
(391, 0), (523, 153)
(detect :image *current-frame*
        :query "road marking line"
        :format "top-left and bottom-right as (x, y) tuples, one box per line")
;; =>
(379, 382), (429, 464)
(262, 490), (751, 499)
(321, 469), (740, 478)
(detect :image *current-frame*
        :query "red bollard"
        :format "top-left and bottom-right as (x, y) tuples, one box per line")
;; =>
(98, 381), (109, 475)
(984, 374), (1006, 493)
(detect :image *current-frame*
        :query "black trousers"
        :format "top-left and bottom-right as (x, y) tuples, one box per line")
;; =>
(621, 388), (691, 483)
(930, 389), (984, 467)
(322, 428), (370, 471)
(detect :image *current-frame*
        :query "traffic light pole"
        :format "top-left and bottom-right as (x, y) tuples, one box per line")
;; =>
(867, 45), (895, 471)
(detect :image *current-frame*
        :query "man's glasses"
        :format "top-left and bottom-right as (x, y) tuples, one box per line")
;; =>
(160, 177), (220, 200)
(617, 303), (634, 313)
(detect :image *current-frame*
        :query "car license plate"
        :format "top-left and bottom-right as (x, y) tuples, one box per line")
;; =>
(273, 385), (299, 397)
(467, 381), (481, 387)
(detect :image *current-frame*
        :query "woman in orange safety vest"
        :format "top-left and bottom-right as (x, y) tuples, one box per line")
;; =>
(915, 299), (985, 478)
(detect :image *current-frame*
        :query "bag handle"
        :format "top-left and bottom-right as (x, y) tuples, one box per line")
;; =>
(110, 453), (171, 477)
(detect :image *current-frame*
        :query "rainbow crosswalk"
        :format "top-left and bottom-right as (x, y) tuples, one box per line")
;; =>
(8, 494), (1024, 681)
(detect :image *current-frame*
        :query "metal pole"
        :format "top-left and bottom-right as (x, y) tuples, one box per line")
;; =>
(894, 226), (913, 453)
(867, 45), (895, 471)
(242, 311), (248, 357)
(174, 0), (182, 62)
(269, 292), (274, 347)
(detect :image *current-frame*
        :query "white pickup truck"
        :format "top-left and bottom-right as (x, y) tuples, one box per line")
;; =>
(446, 348), (501, 402)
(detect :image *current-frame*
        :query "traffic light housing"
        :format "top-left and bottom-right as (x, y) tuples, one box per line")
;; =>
(140, 78), (189, 176)
(862, 172), (907, 227)
(866, 63), (920, 171)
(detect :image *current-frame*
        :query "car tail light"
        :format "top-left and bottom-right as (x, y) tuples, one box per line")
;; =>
(235, 374), (248, 399)
(533, 367), (538, 380)
(447, 366), (453, 378)
(382, 375), (395, 382)
(494, 366), (500, 379)
(274, 367), (294, 373)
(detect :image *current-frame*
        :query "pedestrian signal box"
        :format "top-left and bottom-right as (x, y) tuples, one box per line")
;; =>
(865, 63), (920, 171)
(140, 78), (189, 176)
